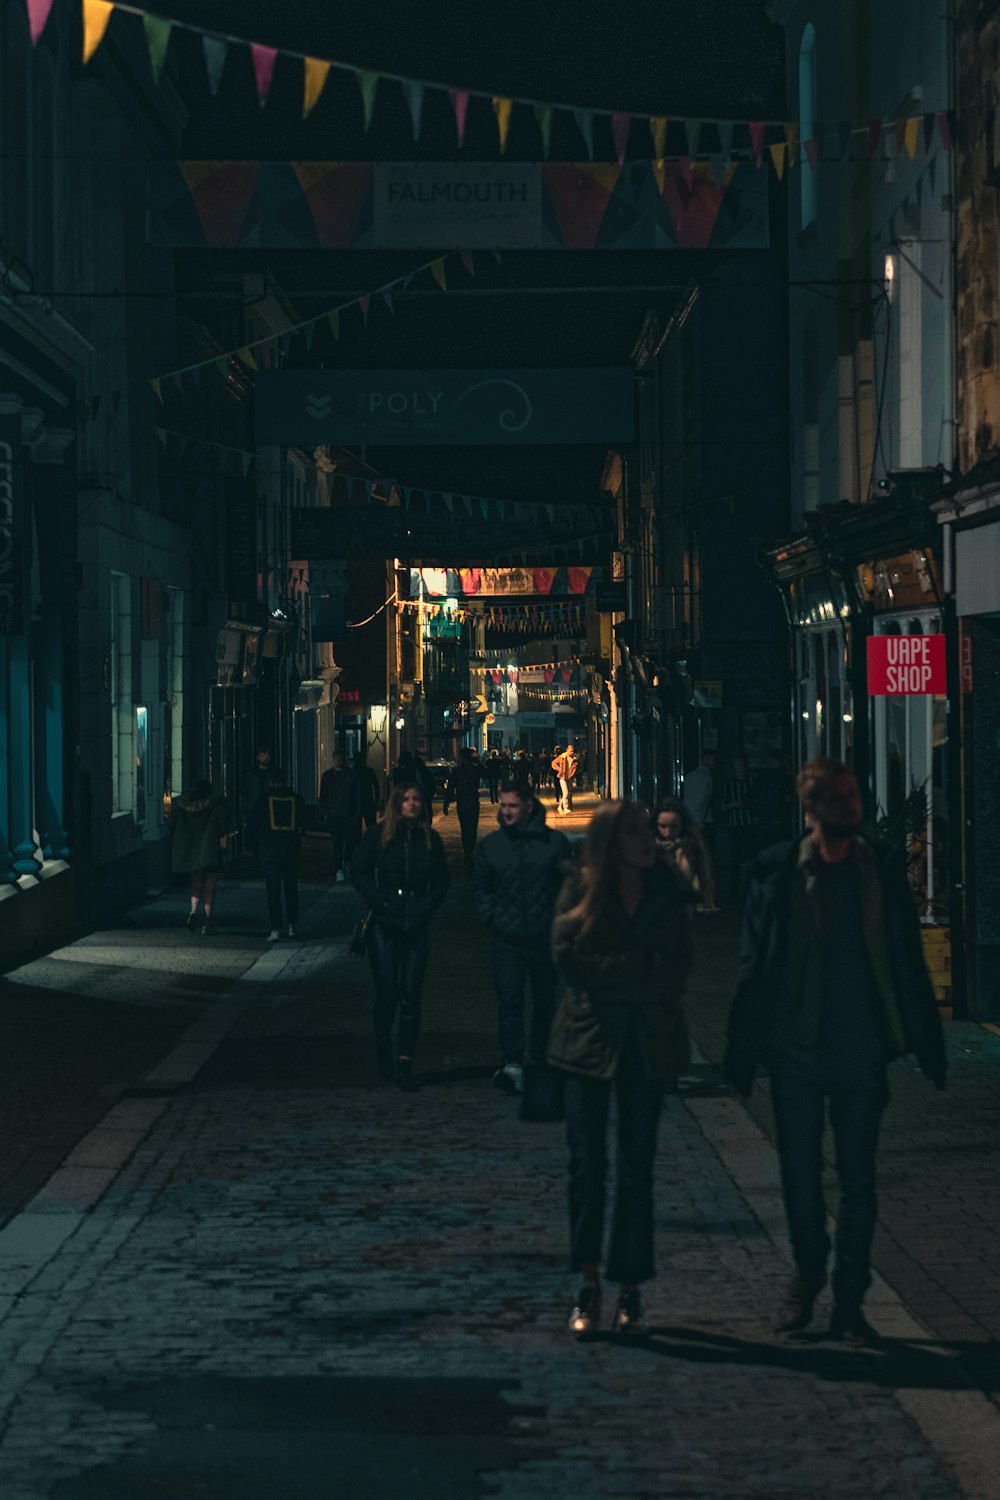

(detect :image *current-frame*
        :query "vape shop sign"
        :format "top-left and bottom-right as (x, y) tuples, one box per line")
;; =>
(867, 635), (946, 695)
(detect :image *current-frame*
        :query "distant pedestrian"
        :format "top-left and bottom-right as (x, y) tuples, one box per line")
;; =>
(391, 750), (435, 822)
(444, 747), (483, 873)
(682, 749), (718, 870)
(535, 749), (550, 794)
(169, 779), (233, 935)
(513, 748), (532, 794)
(249, 768), (305, 941)
(552, 744), (579, 815)
(549, 801), (693, 1338)
(347, 756), (381, 862)
(242, 745), (272, 854)
(352, 783), (450, 1091)
(721, 754), (758, 903)
(653, 796), (715, 908)
(548, 744), (563, 797)
(473, 781), (572, 1098)
(319, 751), (354, 881)
(725, 758), (946, 1348)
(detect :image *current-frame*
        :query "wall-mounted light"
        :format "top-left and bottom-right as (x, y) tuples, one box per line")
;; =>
(369, 704), (388, 733)
(843, 712), (853, 723)
(884, 253), (896, 303)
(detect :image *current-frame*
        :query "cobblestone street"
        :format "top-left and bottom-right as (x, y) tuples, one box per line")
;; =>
(1, 798), (999, 1497)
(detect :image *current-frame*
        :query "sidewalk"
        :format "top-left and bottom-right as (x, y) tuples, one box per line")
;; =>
(0, 810), (997, 1496)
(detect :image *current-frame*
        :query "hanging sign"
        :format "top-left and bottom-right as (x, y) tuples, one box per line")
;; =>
(867, 634), (946, 695)
(375, 163), (543, 248)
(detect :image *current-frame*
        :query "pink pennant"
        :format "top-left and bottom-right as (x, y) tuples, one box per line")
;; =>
(449, 88), (470, 147)
(251, 44), (278, 106)
(611, 112), (632, 166)
(748, 122), (765, 168)
(358, 294), (370, 325)
(804, 138), (819, 169)
(460, 248), (475, 277)
(935, 111), (952, 150)
(678, 156), (693, 190)
(27, 0), (54, 44)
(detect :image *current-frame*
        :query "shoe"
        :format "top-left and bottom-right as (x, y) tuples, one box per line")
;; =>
(286, 925), (298, 938)
(396, 1059), (419, 1092)
(186, 912), (198, 932)
(335, 870), (346, 883)
(267, 929), (281, 942)
(201, 924), (218, 936)
(829, 1305), (881, 1349)
(376, 1040), (395, 1080)
(492, 1062), (523, 1096)
(775, 1275), (825, 1334)
(568, 1281), (602, 1339)
(611, 1289), (645, 1336)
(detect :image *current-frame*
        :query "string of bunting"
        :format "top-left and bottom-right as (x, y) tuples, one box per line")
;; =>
(398, 599), (586, 633)
(35, 3), (954, 178)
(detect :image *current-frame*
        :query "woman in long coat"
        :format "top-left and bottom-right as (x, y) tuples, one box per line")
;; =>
(549, 800), (693, 1337)
(169, 780), (233, 935)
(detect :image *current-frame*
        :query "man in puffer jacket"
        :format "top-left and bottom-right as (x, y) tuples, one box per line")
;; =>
(473, 780), (572, 1094)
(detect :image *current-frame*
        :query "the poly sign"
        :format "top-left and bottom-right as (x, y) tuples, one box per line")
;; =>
(257, 368), (633, 446)
(867, 634), (946, 695)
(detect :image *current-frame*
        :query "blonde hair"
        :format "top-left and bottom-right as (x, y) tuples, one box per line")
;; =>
(380, 783), (431, 848)
(564, 800), (640, 936)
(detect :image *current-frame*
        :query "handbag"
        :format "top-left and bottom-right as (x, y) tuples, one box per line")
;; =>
(518, 1059), (566, 1123)
(349, 908), (373, 957)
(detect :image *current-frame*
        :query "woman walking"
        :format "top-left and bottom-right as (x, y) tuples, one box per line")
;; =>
(549, 801), (694, 1336)
(352, 783), (450, 1091)
(169, 779), (233, 935)
(653, 796), (716, 908)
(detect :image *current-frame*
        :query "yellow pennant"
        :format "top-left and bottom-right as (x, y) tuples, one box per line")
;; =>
(239, 346), (258, 370)
(652, 159), (666, 196)
(783, 121), (798, 165)
(649, 116), (667, 161)
(150, 378), (163, 403)
(904, 116), (920, 159)
(328, 309), (340, 340)
(303, 58), (331, 118)
(431, 258), (447, 292)
(769, 142), (786, 180)
(83, 0), (114, 63)
(492, 97), (513, 153)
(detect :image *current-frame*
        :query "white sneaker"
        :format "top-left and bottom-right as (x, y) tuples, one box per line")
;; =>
(286, 925), (298, 938)
(267, 929), (281, 942)
(335, 870), (346, 883)
(504, 1062), (524, 1095)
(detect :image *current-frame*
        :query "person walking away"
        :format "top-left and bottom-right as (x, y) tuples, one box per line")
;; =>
(724, 757), (946, 1348)
(653, 797), (715, 908)
(535, 749), (550, 795)
(473, 781), (572, 1097)
(484, 749), (502, 804)
(249, 768), (305, 941)
(513, 748), (532, 795)
(721, 754), (758, 904)
(549, 801), (693, 1338)
(351, 783), (450, 1090)
(347, 756), (381, 864)
(242, 745), (272, 856)
(548, 744), (563, 798)
(319, 752), (354, 882)
(444, 747), (483, 873)
(169, 780), (233, 935)
(752, 748), (795, 849)
(552, 744), (579, 815)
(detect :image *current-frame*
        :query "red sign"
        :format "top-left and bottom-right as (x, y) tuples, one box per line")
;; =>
(960, 632), (973, 695)
(867, 634), (946, 696)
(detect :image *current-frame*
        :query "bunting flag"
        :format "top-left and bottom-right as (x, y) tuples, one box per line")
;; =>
(239, 346), (258, 369)
(357, 70), (379, 130)
(431, 257), (447, 291)
(327, 308), (340, 339)
(748, 121), (764, 168)
(382, 289), (394, 315)
(493, 96), (513, 153)
(936, 111), (952, 150)
(82, 0), (114, 63)
(143, 16), (172, 81)
(203, 35), (228, 96)
(449, 87), (470, 147)
(903, 116), (920, 160)
(459, 248), (475, 277)
(251, 44), (277, 106)
(402, 78), (425, 139)
(684, 119), (702, 158)
(649, 116), (667, 161)
(768, 142), (785, 180)
(151, 378), (163, 402)
(303, 58), (331, 117)
(611, 112), (631, 166)
(27, 0), (55, 45)
(534, 103), (554, 157)
(574, 109), (595, 160)
(804, 138), (819, 170)
(783, 121), (798, 162)
(719, 121), (734, 165)
(358, 294), (370, 325)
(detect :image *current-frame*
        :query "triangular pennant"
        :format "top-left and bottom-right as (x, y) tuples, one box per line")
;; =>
(449, 88), (470, 147)
(685, 118), (702, 158)
(202, 36), (228, 96)
(783, 121), (798, 164)
(27, 0), (54, 45)
(611, 112), (632, 165)
(493, 96), (513, 153)
(837, 121), (852, 165)
(241, 452), (253, 477)
(459, 248), (475, 277)
(804, 138), (819, 169)
(402, 79), (425, 140)
(431, 258), (447, 291)
(443, 492), (454, 513)
(358, 294), (370, 325)
(678, 156), (693, 190)
(172, 371), (184, 392)
(151, 378), (163, 403)
(461, 494), (473, 516)
(719, 121), (734, 164)
(83, 0), (114, 63)
(251, 45), (277, 106)
(214, 358), (228, 379)
(239, 347), (258, 370)
(574, 109), (595, 160)
(303, 320), (316, 350)
(649, 116), (667, 161)
(904, 116), (920, 159)
(748, 121), (765, 167)
(922, 113), (935, 153)
(769, 141), (786, 180)
(303, 58), (331, 118)
(868, 118), (882, 158)
(156, 428), (168, 449)
(534, 103), (554, 157)
(382, 289), (394, 315)
(143, 16), (172, 81)
(709, 153), (724, 184)
(357, 70), (379, 130)
(328, 309), (341, 339)
(936, 111), (952, 150)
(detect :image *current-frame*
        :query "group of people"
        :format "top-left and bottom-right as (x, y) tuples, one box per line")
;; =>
(477, 743), (582, 809)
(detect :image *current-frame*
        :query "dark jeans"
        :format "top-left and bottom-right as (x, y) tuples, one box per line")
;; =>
(769, 1049), (888, 1306)
(328, 815), (349, 873)
(346, 807), (376, 864)
(563, 1035), (665, 1285)
(458, 807), (480, 862)
(263, 858), (299, 929)
(487, 778), (500, 804)
(493, 936), (557, 1065)
(369, 923), (430, 1058)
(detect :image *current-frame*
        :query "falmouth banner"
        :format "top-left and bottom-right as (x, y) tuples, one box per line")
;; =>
(148, 160), (769, 252)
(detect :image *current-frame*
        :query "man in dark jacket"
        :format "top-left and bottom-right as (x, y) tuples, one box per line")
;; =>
(319, 752), (354, 881)
(444, 747), (483, 872)
(248, 768), (306, 941)
(724, 757), (946, 1348)
(473, 781), (572, 1095)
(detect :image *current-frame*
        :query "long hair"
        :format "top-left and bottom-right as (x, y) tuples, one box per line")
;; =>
(654, 795), (714, 905)
(564, 799), (636, 936)
(380, 782), (431, 848)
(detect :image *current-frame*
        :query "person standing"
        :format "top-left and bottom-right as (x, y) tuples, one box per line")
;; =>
(549, 801), (693, 1338)
(721, 754), (758, 904)
(653, 796), (715, 907)
(352, 783), (450, 1091)
(443, 747), (483, 873)
(347, 756), (381, 863)
(552, 743), (579, 815)
(724, 758), (946, 1347)
(512, 748), (532, 794)
(534, 749), (550, 795)
(242, 745), (272, 856)
(484, 749), (502, 804)
(682, 749), (719, 881)
(169, 779), (234, 935)
(473, 781), (572, 1097)
(319, 751), (354, 882)
(249, 767), (305, 941)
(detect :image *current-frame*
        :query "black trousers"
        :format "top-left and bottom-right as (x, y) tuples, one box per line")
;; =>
(769, 1049), (888, 1306)
(457, 807), (479, 862)
(263, 858), (299, 929)
(328, 815), (349, 872)
(369, 923), (430, 1058)
(563, 1035), (665, 1285)
(493, 936), (557, 1065)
